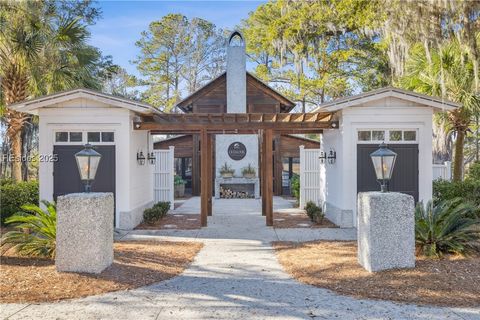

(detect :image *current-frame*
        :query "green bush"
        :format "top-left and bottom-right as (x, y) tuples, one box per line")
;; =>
(290, 174), (300, 200)
(143, 201), (171, 224)
(0, 180), (39, 225)
(174, 175), (186, 186)
(433, 179), (480, 208)
(0, 200), (57, 258)
(304, 201), (324, 223)
(466, 161), (480, 181)
(415, 199), (480, 257)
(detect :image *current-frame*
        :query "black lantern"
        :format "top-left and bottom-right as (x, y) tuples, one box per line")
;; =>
(327, 150), (336, 164)
(370, 143), (397, 192)
(137, 151), (146, 165)
(147, 152), (156, 165)
(319, 151), (326, 164)
(75, 144), (102, 192)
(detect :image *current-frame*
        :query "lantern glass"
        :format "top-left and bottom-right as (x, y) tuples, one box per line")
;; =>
(370, 143), (397, 192)
(75, 144), (102, 191)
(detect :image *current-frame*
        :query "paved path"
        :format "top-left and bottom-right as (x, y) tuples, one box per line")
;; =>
(2, 198), (479, 319)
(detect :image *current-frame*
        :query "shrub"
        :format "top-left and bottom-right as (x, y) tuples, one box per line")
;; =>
(0, 180), (39, 225)
(174, 175), (186, 186)
(304, 201), (324, 223)
(143, 201), (171, 224)
(290, 174), (300, 200)
(415, 199), (480, 257)
(433, 179), (480, 208)
(466, 161), (480, 181)
(0, 200), (56, 258)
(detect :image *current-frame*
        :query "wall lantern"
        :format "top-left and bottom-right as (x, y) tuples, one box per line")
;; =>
(370, 143), (397, 192)
(147, 152), (156, 165)
(319, 151), (326, 164)
(327, 150), (336, 164)
(75, 144), (102, 192)
(137, 151), (146, 165)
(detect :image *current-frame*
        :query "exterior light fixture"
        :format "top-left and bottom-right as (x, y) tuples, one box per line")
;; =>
(75, 144), (102, 192)
(319, 151), (326, 164)
(327, 150), (336, 164)
(137, 151), (146, 165)
(370, 143), (397, 192)
(147, 152), (156, 165)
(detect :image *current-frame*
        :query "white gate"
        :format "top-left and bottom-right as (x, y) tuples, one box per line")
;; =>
(153, 146), (174, 209)
(433, 161), (452, 181)
(299, 145), (322, 209)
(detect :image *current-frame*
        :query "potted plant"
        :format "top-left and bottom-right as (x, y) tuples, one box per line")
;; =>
(241, 164), (256, 179)
(174, 175), (186, 197)
(219, 162), (235, 178)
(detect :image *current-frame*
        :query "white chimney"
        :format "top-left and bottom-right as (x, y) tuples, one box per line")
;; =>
(226, 31), (246, 113)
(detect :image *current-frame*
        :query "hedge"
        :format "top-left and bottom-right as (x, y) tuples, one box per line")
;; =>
(0, 180), (39, 225)
(433, 179), (480, 208)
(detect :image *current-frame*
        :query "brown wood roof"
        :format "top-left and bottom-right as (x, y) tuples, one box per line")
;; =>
(175, 72), (296, 113)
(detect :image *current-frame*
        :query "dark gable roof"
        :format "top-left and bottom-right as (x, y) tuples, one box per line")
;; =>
(175, 72), (296, 113)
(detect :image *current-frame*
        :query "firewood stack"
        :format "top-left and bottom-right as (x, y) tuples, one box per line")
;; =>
(219, 186), (254, 199)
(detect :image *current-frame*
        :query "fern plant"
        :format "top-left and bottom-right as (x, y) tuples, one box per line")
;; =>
(1, 200), (56, 258)
(415, 199), (480, 257)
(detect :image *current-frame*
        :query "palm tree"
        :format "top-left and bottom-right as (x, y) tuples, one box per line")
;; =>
(400, 39), (480, 181)
(0, 1), (102, 181)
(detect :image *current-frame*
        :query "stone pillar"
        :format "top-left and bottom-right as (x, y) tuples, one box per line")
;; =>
(357, 192), (415, 272)
(56, 193), (114, 274)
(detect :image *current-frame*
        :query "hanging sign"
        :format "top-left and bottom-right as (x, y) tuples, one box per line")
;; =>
(228, 142), (247, 160)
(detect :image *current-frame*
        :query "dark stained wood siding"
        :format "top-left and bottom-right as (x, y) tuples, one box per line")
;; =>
(154, 135), (193, 158)
(178, 74), (294, 113)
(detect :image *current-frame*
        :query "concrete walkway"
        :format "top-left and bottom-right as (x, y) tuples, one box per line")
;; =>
(2, 197), (479, 319)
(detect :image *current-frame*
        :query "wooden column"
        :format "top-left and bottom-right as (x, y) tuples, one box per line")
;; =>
(263, 129), (274, 226)
(192, 134), (200, 196)
(274, 134), (282, 196)
(207, 133), (213, 216)
(261, 130), (266, 216)
(200, 129), (208, 226)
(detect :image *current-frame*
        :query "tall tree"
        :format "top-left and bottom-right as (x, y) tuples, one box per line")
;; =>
(134, 14), (225, 112)
(400, 40), (480, 181)
(0, 0), (105, 181)
(242, 0), (388, 111)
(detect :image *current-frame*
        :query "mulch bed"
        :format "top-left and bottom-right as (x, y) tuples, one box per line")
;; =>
(273, 241), (480, 307)
(273, 211), (337, 228)
(135, 213), (201, 230)
(0, 241), (203, 303)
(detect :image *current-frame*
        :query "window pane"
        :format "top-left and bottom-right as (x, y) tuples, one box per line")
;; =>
(69, 132), (82, 142)
(358, 131), (371, 141)
(101, 132), (114, 142)
(404, 131), (416, 141)
(389, 130), (402, 141)
(372, 130), (385, 141)
(87, 132), (100, 142)
(55, 132), (68, 142)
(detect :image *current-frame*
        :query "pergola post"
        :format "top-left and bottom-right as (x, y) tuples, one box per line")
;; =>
(261, 130), (266, 216)
(200, 129), (208, 226)
(263, 129), (273, 226)
(207, 133), (213, 216)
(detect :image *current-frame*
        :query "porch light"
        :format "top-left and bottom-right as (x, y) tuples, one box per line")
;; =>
(370, 143), (397, 192)
(137, 151), (146, 165)
(327, 150), (336, 164)
(75, 144), (102, 193)
(147, 152), (156, 165)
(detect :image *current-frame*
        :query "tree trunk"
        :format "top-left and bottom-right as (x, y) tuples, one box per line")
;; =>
(10, 129), (23, 182)
(453, 129), (465, 181)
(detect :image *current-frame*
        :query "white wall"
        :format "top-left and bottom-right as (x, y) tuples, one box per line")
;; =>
(320, 97), (434, 228)
(37, 98), (153, 230)
(215, 135), (258, 177)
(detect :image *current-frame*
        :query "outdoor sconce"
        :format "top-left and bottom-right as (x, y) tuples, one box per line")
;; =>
(133, 115), (142, 129)
(370, 142), (397, 193)
(137, 151), (146, 165)
(147, 152), (156, 165)
(327, 150), (336, 164)
(319, 151), (326, 164)
(75, 144), (102, 193)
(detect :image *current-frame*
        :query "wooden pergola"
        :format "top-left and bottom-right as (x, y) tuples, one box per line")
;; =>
(134, 112), (337, 227)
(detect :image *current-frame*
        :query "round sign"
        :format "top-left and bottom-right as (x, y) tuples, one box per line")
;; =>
(228, 142), (247, 160)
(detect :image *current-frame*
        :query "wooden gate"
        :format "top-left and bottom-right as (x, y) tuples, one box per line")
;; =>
(153, 146), (174, 209)
(299, 146), (322, 208)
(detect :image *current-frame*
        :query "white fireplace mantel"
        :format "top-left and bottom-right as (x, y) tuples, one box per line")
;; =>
(215, 177), (260, 199)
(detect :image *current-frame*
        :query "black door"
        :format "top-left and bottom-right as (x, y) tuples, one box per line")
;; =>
(53, 145), (116, 200)
(357, 144), (418, 202)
